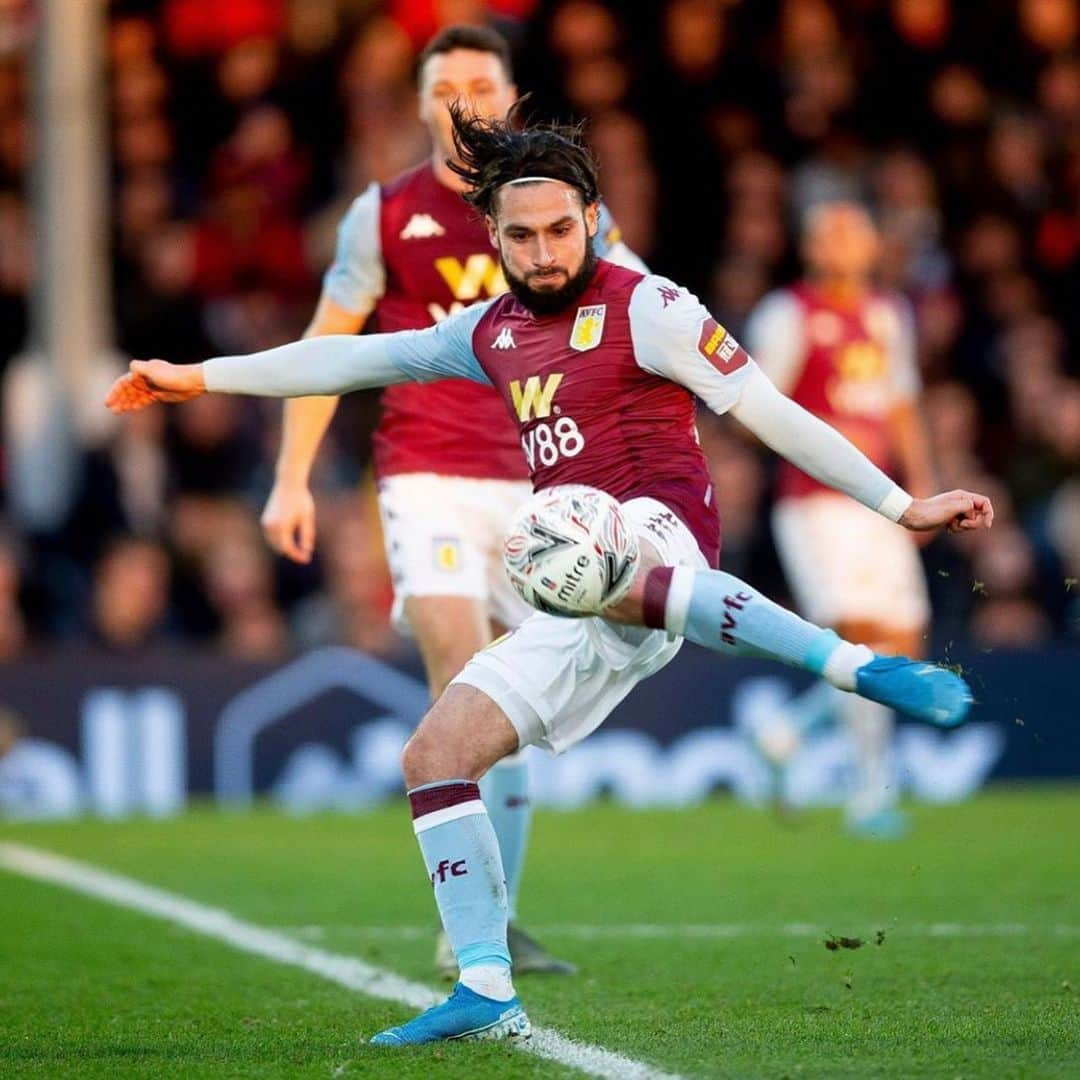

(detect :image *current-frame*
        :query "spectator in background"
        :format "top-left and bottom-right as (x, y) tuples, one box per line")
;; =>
(88, 537), (173, 651)
(3, 0), (1077, 657)
(0, 528), (25, 659)
(201, 527), (289, 660)
(162, 0), (283, 59)
(293, 495), (405, 660)
(968, 523), (1053, 647)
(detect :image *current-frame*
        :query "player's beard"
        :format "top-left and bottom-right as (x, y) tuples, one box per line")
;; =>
(501, 238), (598, 316)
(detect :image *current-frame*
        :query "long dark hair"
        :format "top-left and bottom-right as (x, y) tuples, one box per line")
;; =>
(447, 99), (600, 216)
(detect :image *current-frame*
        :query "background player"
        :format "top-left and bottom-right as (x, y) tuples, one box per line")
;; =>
(259, 25), (643, 977)
(745, 202), (936, 836)
(106, 109), (992, 1045)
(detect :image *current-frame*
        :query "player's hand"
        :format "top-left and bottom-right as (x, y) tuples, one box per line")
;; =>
(261, 481), (317, 564)
(105, 360), (206, 413)
(899, 490), (994, 534)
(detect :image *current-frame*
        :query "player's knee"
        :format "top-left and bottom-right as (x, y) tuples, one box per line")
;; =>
(400, 709), (467, 788)
(401, 729), (438, 788)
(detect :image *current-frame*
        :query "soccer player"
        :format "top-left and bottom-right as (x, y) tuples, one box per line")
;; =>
(260, 25), (641, 976)
(745, 202), (936, 836)
(107, 107), (993, 1046)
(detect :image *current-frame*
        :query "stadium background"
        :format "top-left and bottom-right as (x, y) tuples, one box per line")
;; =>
(0, 4), (1078, 1078)
(0, 0), (1076, 816)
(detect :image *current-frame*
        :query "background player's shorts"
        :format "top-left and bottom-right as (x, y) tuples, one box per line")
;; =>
(772, 493), (930, 632)
(377, 473), (535, 634)
(451, 498), (709, 754)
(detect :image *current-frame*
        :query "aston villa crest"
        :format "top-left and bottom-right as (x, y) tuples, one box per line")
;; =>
(570, 304), (606, 352)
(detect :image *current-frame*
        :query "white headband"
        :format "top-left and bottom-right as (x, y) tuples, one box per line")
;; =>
(498, 176), (567, 189)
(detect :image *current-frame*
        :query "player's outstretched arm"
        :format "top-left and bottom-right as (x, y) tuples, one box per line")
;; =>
(626, 275), (995, 537)
(729, 367), (994, 534)
(104, 334), (403, 413)
(106, 308), (493, 415)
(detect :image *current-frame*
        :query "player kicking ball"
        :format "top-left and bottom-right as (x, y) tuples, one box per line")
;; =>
(260, 24), (644, 978)
(107, 106), (993, 1046)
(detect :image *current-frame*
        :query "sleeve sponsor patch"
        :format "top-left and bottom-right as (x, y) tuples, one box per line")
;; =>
(698, 317), (749, 375)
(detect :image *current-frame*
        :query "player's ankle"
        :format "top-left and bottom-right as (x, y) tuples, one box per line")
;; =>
(460, 962), (515, 1001)
(820, 640), (875, 692)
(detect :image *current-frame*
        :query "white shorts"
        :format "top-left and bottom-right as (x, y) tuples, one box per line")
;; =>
(452, 498), (709, 755)
(772, 494), (930, 632)
(378, 473), (535, 634)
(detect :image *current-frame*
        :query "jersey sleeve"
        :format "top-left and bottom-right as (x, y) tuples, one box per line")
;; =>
(321, 183), (386, 316)
(627, 275), (756, 415)
(594, 202), (649, 273)
(743, 290), (806, 394)
(203, 301), (493, 397)
(385, 299), (493, 385)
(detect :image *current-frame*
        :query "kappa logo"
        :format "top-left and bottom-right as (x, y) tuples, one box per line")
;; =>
(570, 304), (606, 351)
(509, 373), (564, 421)
(493, 326), (516, 350)
(400, 213), (446, 239)
(657, 285), (681, 308)
(645, 509), (679, 542)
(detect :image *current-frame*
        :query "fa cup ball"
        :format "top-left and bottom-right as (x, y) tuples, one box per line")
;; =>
(503, 485), (640, 617)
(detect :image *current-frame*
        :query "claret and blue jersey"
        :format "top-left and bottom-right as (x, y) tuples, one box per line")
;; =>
(359, 259), (759, 568)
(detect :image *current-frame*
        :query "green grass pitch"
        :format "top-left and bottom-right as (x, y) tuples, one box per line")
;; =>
(1, 787), (1077, 1078)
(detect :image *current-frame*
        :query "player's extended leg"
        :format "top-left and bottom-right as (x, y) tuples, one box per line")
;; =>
(405, 595), (573, 978)
(614, 567), (970, 726)
(370, 685), (532, 1046)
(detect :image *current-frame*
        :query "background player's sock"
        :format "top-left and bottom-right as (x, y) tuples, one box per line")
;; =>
(643, 567), (872, 688)
(785, 680), (844, 738)
(410, 780), (514, 1001)
(479, 750), (531, 923)
(842, 696), (896, 822)
(747, 679), (843, 768)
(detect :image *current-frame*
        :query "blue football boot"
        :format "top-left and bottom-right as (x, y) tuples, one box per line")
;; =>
(369, 983), (531, 1046)
(855, 656), (972, 727)
(847, 807), (911, 840)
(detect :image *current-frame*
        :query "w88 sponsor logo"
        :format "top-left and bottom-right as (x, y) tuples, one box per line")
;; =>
(521, 416), (585, 469)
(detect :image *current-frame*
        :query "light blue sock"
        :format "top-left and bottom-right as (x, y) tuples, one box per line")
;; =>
(644, 567), (871, 688)
(479, 751), (531, 923)
(409, 780), (510, 974)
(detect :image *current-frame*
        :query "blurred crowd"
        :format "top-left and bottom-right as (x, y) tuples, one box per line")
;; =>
(0, 0), (1076, 664)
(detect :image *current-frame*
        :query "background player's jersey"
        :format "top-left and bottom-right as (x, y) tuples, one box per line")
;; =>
(323, 162), (642, 481)
(745, 283), (920, 501)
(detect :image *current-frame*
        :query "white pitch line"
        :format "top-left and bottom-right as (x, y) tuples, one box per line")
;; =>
(0, 843), (683, 1080)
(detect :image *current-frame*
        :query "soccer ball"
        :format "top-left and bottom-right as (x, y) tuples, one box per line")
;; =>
(503, 485), (640, 617)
